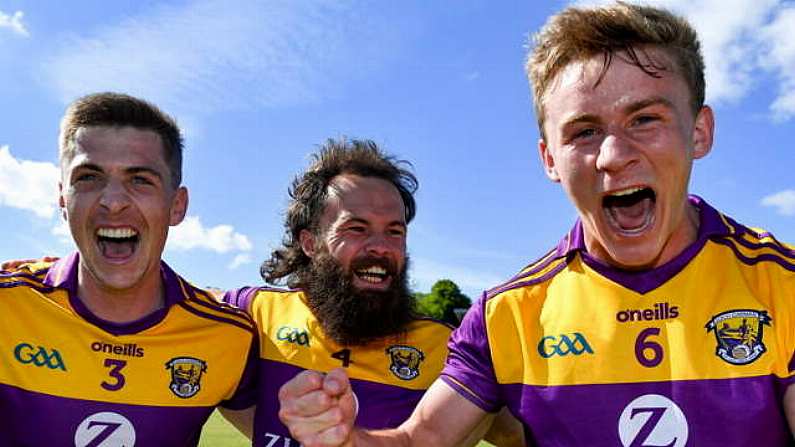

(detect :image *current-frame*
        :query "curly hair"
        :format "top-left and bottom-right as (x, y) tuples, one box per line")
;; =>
(261, 138), (418, 287)
(527, 1), (704, 140)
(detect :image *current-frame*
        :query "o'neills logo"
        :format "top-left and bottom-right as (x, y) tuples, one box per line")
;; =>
(91, 341), (144, 358)
(616, 302), (679, 323)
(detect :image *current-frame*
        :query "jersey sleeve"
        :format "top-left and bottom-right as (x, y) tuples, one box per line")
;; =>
(219, 330), (260, 410)
(440, 292), (502, 412)
(222, 286), (258, 313)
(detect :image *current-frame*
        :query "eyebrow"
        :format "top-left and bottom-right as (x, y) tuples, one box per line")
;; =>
(623, 96), (675, 115)
(127, 166), (164, 181)
(72, 163), (164, 181)
(343, 217), (407, 228)
(562, 96), (676, 129)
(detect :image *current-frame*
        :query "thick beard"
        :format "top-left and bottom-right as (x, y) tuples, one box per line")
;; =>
(303, 251), (415, 346)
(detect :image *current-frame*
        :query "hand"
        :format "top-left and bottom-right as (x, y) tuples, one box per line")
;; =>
(1, 256), (59, 271)
(279, 368), (357, 447)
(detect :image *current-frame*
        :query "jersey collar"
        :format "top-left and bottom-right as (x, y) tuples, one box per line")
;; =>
(43, 252), (188, 335)
(556, 195), (733, 294)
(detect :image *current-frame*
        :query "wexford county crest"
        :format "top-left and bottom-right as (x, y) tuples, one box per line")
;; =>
(706, 310), (771, 365)
(386, 345), (424, 380)
(165, 357), (207, 398)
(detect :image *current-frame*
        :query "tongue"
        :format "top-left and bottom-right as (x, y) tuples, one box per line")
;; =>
(607, 197), (653, 230)
(99, 240), (136, 259)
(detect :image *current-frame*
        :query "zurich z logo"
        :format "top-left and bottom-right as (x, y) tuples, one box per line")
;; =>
(537, 333), (594, 358)
(14, 343), (67, 371)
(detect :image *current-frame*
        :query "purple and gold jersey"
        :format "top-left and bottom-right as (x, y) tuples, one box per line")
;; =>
(224, 287), (452, 447)
(0, 253), (258, 446)
(442, 197), (795, 446)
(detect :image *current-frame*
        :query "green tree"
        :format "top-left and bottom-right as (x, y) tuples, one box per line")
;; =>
(415, 279), (471, 326)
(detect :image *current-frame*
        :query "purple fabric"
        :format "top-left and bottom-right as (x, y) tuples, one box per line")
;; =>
(572, 195), (726, 295)
(222, 286), (259, 311)
(0, 383), (213, 446)
(36, 253), (259, 410)
(501, 375), (794, 446)
(253, 359), (426, 446)
(441, 292), (501, 412)
(42, 252), (186, 335)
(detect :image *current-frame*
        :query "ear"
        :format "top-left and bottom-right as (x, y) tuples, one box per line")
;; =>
(169, 186), (189, 226)
(691, 105), (714, 160)
(58, 181), (67, 221)
(539, 138), (560, 182)
(299, 229), (317, 258)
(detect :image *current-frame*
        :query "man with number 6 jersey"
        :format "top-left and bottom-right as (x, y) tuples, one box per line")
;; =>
(0, 93), (257, 446)
(277, 3), (795, 446)
(222, 139), (521, 446)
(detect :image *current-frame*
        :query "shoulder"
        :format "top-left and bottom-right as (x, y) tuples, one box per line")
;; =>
(485, 246), (573, 303)
(175, 279), (257, 335)
(407, 316), (455, 337)
(707, 213), (795, 274)
(0, 261), (56, 292)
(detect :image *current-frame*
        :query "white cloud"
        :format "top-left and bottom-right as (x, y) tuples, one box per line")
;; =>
(761, 189), (795, 216)
(571, 0), (795, 120)
(50, 219), (71, 241)
(0, 10), (29, 37)
(758, 6), (795, 120)
(0, 146), (59, 218)
(43, 0), (393, 116)
(167, 215), (252, 253)
(227, 253), (253, 270)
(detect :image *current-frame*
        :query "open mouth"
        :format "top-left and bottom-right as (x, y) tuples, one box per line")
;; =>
(602, 187), (656, 234)
(355, 265), (390, 285)
(96, 227), (140, 260)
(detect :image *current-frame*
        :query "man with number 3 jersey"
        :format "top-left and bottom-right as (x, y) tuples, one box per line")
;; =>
(0, 93), (257, 445)
(278, 3), (795, 446)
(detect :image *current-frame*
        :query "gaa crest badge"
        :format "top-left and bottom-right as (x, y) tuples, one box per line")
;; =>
(386, 345), (424, 380)
(165, 356), (207, 398)
(705, 310), (771, 365)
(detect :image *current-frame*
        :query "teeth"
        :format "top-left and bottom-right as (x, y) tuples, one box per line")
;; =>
(360, 266), (387, 275)
(609, 187), (645, 197)
(97, 227), (138, 239)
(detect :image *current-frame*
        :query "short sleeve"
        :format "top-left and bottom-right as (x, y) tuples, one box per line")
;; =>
(219, 331), (260, 410)
(440, 292), (502, 412)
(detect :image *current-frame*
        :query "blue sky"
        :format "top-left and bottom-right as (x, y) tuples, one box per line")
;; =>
(1, 0), (794, 298)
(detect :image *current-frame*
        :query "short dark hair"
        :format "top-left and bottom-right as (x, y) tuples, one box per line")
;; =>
(59, 92), (184, 188)
(527, 1), (704, 139)
(261, 138), (418, 287)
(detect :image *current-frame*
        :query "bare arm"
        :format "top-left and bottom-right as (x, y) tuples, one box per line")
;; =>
(482, 407), (525, 447)
(280, 369), (490, 447)
(785, 384), (795, 437)
(355, 380), (492, 447)
(219, 406), (255, 440)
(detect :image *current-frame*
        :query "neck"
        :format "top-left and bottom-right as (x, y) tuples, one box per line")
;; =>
(76, 268), (165, 324)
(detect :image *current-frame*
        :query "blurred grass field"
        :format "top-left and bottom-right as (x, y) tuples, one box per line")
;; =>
(199, 410), (495, 446)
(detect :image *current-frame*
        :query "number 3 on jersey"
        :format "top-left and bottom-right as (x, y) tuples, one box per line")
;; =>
(331, 349), (352, 367)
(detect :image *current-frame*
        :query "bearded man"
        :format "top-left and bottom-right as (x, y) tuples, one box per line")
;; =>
(223, 139), (518, 446)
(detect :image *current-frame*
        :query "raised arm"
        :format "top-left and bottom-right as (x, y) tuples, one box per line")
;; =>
(279, 369), (491, 447)
(785, 384), (795, 437)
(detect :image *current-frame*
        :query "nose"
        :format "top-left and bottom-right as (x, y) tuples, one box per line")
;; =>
(98, 179), (131, 214)
(595, 132), (638, 173)
(365, 232), (400, 258)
